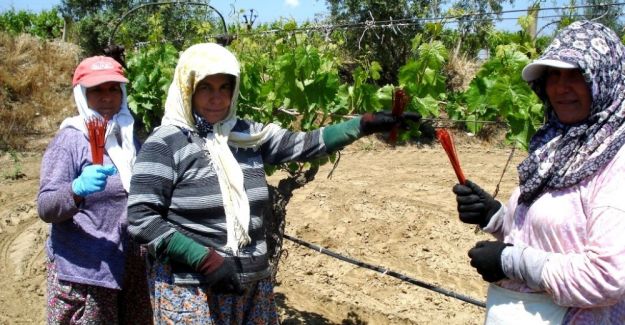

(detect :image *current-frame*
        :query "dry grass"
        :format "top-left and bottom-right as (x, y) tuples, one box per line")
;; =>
(445, 53), (480, 93)
(0, 32), (82, 150)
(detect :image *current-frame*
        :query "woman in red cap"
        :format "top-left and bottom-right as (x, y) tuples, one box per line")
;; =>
(37, 56), (151, 324)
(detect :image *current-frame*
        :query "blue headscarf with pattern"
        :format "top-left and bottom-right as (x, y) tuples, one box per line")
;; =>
(518, 20), (625, 204)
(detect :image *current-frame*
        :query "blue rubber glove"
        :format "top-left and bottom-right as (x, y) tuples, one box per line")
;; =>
(71, 165), (117, 197)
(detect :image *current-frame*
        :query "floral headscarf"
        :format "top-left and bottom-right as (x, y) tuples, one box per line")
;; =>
(517, 21), (625, 204)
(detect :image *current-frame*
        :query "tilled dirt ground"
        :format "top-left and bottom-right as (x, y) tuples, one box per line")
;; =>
(0, 134), (524, 324)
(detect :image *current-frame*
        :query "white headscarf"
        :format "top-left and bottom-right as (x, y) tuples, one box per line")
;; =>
(60, 84), (136, 192)
(162, 43), (280, 254)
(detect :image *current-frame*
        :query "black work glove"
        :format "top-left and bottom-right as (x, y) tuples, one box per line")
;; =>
(468, 241), (511, 282)
(360, 111), (422, 135)
(417, 120), (436, 141)
(198, 250), (244, 295)
(452, 180), (502, 228)
(211, 268), (244, 295)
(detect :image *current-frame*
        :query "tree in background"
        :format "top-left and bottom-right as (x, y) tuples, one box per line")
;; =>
(325, 0), (514, 85)
(446, 0), (514, 57)
(59, 0), (128, 20)
(0, 9), (63, 39)
(582, 0), (623, 32)
(58, 0), (132, 55)
(110, 3), (224, 51)
(550, 0), (623, 40)
(326, 0), (427, 85)
(58, 0), (223, 55)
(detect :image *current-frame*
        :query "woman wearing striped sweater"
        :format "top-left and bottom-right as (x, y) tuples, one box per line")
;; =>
(127, 43), (420, 324)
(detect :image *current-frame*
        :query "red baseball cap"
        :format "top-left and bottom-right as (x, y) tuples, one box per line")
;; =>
(72, 56), (128, 87)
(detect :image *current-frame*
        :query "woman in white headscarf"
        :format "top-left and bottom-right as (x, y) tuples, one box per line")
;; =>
(127, 43), (421, 323)
(37, 56), (151, 324)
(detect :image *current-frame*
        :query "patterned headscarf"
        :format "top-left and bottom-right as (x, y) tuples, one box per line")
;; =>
(517, 21), (625, 203)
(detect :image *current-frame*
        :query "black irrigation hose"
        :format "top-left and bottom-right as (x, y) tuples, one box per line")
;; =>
(283, 233), (487, 308)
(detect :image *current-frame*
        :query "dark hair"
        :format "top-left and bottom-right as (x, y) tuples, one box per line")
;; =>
(227, 74), (236, 89)
(103, 45), (127, 69)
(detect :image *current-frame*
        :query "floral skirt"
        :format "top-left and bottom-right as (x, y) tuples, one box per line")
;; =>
(46, 260), (119, 325)
(147, 259), (279, 325)
(46, 241), (153, 325)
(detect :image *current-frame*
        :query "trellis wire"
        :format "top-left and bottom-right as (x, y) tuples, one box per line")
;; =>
(246, 104), (525, 196)
(241, 104), (542, 130)
(129, 13), (588, 48)
(122, 1), (625, 48)
(220, 2), (625, 38)
(283, 233), (487, 308)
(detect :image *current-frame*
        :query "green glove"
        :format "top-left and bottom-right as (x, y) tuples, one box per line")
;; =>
(158, 232), (208, 269)
(322, 111), (424, 152)
(322, 117), (362, 152)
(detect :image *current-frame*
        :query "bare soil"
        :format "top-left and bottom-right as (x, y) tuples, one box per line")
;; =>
(0, 134), (524, 324)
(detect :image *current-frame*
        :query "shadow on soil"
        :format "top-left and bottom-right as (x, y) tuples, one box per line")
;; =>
(276, 293), (367, 325)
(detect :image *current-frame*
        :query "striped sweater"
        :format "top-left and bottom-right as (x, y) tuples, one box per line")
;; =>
(127, 120), (330, 284)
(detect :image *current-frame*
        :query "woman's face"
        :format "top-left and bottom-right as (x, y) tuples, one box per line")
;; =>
(192, 74), (233, 124)
(544, 68), (592, 124)
(86, 82), (123, 120)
